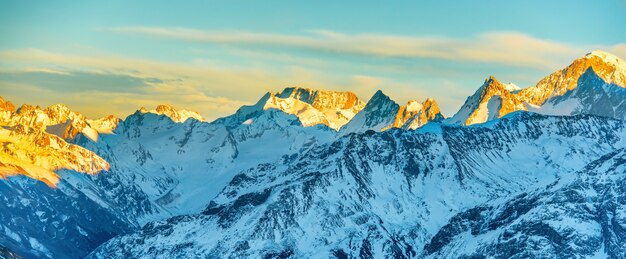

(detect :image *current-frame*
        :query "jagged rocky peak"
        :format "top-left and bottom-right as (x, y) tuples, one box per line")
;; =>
(448, 50), (626, 126)
(481, 76), (508, 93)
(255, 87), (366, 130)
(518, 50), (626, 106)
(341, 90), (444, 132)
(340, 90), (399, 132)
(276, 87), (364, 111)
(0, 98), (102, 141)
(145, 104), (204, 123)
(16, 103), (40, 114)
(11, 102), (84, 127)
(0, 98), (112, 187)
(0, 100), (112, 183)
(420, 98), (444, 123)
(0, 96), (16, 112)
(367, 89), (395, 108)
(394, 98), (444, 130)
(0, 96), (16, 123)
(448, 75), (527, 126)
(155, 104), (177, 114)
(585, 50), (626, 80)
(0, 124), (110, 187)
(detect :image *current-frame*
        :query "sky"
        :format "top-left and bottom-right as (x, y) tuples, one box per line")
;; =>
(1, 0), (625, 121)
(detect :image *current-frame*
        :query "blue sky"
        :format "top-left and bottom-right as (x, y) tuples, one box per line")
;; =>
(1, 0), (625, 120)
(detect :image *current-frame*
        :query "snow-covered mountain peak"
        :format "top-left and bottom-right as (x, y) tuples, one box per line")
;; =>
(368, 89), (391, 105)
(448, 51), (626, 126)
(245, 87), (366, 130)
(0, 98), (110, 187)
(275, 87), (363, 110)
(359, 90), (400, 114)
(480, 76), (506, 92)
(0, 100), (104, 142)
(154, 104), (177, 114)
(586, 50), (625, 65)
(341, 90), (443, 132)
(45, 103), (72, 115)
(518, 50), (626, 106)
(474, 76), (521, 97)
(0, 96), (16, 112)
(146, 104), (204, 123)
(448, 76), (527, 125)
(398, 98), (444, 130)
(577, 50), (626, 86)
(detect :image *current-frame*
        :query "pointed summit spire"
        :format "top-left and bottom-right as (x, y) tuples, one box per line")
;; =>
(364, 90), (395, 110)
(449, 75), (526, 125)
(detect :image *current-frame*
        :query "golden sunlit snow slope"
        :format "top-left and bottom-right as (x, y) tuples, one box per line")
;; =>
(0, 97), (110, 186)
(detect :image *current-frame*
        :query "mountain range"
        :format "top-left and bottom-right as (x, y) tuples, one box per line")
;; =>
(1, 50), (625, 258)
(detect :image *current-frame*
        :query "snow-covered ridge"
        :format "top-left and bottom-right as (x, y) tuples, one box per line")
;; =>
(141, 104), (204, 123)
(424, 147), (626, 258)
(0, 97), (111, 186)
(260, 87), (366, 130)
(1, 50), (624, 187)
(88, 112), (626, 258)
(447, 76), (527, 125)
(2, 50), (626, 258)
(518, 50), (626, 106)
(0, 124), (110, 187)
(449, 50), (626, 125)
(341, 90), (444, 132)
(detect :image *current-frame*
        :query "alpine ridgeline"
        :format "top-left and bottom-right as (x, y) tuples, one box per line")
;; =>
(1, 50), (626, 258)
(449, 50), (626, 125)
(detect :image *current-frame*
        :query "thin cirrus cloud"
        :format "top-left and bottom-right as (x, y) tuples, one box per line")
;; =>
(110, 26), (588, 69)
(0, 49), (280, 120)
(1, 48), (395, 120)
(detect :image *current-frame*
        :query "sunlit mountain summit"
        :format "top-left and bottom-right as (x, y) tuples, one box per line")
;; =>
(2, 51), (626, 258)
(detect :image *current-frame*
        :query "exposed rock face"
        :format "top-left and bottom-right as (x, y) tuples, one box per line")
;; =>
(341, 90), (444, 132)
(423, 148), (626, 258)
(448, 76), (527, 125)
(87, 113), (626, 258)
(260, 87), (366, 130)
(0, 98), (110, 187)
(393, 98), (444, 130)
(518, 50), (626, 106)
(2, 51), (626, 259)
(0, 96), (15, 112)
(449, 51), (626, 125)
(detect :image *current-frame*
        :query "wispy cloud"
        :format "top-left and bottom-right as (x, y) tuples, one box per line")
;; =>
(3, 29), (625, 120)
(109, 26), (599, 69)
(0, 49), (288, 120)
(3, 48), (417, 120)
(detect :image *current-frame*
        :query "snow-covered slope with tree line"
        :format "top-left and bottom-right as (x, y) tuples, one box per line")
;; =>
(0, 50), (625, 258)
